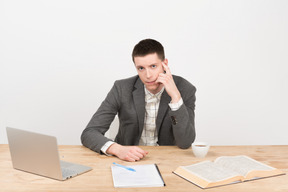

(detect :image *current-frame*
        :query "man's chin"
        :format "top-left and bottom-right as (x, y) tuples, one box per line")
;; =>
(145, 84), (162, 94)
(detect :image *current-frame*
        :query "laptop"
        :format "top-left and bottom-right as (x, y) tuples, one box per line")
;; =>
(6, 127), (92, 181)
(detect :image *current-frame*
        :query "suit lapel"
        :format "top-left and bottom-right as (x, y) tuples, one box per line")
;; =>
(132, 78), (145, 137)
(133, 77), (171, 137)
(156, 90), (170, 132)
(157, 75), (178, 131)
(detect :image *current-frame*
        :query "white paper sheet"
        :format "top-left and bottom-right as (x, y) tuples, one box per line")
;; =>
(111, 164), (165, 188)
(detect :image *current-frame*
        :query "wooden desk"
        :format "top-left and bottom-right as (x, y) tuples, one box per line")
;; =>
(1, 144), (287, 192)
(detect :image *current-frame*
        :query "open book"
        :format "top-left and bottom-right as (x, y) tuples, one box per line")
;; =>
(173, 155), (284, 188)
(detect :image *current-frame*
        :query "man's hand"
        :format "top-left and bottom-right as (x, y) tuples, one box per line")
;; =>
(156, 62), (181, 103)
(106, 143), (148, 162)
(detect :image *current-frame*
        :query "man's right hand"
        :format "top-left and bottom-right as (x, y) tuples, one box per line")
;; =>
(106, 143), (148, 162)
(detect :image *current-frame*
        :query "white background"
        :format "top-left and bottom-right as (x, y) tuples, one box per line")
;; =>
(1, 0), (287, 145)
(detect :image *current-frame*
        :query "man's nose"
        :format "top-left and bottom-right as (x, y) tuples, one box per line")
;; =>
(146, 69), (151, 78)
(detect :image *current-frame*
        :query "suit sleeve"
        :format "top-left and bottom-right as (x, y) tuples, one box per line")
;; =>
(81, 82), (120, 153)
(169, 81), (196, 149)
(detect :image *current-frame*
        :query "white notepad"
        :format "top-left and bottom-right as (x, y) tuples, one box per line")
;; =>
(111, 164), (165, 188)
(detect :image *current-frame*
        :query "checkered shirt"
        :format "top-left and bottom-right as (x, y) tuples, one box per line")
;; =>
(139, 87), (164, 146)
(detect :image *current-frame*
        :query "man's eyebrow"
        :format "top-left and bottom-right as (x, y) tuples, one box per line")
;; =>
(147, 63), (159, 67)
(135, 63), (159, 67)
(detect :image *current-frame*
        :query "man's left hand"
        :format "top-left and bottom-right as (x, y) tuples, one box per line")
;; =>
(156, 62), (181, 103)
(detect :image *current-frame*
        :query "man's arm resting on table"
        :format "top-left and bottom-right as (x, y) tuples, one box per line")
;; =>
(103, 99), (182, 161)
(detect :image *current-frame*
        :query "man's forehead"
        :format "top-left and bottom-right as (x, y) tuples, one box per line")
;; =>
(134, 52), (161, 59)
(134, 53), (161, 65)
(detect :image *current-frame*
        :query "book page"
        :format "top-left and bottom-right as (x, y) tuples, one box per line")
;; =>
(214, 156), (275, 177)
(183, 161), (241, 183)
(111, 164), (165, 188)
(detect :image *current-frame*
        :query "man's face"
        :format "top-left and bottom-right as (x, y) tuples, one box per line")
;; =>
(134, 53), (167, 94)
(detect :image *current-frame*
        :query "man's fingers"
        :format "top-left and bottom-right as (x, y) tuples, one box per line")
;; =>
(162, 62), (171, 75)
(156, 73), (171, 84)
(135, 147), (148, 156)
(121, 146), (148, 162)
(125, 156), (137, 162)
(131, 148), (148, 159)
(128, 153), (141, 161)
(125, 151), (144, 162)
(134, 150), (146, 159)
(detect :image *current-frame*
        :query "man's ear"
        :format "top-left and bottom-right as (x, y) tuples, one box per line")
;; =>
(163, 58), (168, 66)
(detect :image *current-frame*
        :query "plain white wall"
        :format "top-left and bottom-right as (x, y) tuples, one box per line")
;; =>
(1, 0), (288, 145)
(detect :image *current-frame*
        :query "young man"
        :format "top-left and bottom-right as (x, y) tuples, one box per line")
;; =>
(81, 39), (196, 162)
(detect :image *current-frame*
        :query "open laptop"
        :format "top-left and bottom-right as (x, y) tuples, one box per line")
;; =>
(6, 127), (92, 181)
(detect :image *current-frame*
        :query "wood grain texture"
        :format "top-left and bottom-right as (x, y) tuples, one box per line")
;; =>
(1, 145), (287, 192)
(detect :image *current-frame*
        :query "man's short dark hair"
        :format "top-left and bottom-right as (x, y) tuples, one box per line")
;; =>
(132, 39), (165, 63)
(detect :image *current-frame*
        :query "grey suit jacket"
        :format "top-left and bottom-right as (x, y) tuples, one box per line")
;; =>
(81, 75), (196, 153)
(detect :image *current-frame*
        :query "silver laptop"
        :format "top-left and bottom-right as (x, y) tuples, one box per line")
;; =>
(6, 127), (92, 181)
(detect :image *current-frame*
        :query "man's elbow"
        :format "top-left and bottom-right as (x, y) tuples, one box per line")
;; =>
(80, 129), (90, 147)
(177, 134), (196, 149)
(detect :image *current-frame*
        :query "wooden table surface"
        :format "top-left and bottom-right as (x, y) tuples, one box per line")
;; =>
(1, 144), (288, 192)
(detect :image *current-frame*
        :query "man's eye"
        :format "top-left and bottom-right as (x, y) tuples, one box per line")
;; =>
(151, 65), (156, 68)
(138, 67), (144, 71)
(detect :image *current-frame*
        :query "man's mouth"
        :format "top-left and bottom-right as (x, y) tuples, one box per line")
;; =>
(146, 81), (156, 85)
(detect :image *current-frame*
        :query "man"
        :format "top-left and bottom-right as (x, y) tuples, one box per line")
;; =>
(81, 39), (196, 162)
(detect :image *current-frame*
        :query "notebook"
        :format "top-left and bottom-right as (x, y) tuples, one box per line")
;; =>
(6, 127), (92, 181)
(111, 163), (165, 188)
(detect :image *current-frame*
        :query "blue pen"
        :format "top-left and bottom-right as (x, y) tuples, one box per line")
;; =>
(113, 162), (136, 172)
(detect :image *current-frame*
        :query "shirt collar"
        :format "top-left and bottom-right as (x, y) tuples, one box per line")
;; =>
(144, 86), (165, 102)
